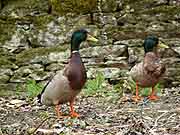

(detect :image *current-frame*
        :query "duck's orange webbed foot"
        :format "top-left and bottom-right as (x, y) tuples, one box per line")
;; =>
(69, 100), (80, 118)
(148, 95), (159, 100)
(70, 112), (80, 118)
(148, 86), (159, 101)
(132, 81), (142, 102)
(132, 95), (142, 102)
(55, 105), (69, 118)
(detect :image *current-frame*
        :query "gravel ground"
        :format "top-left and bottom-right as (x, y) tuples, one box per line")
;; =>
(0, 87), (180, 135)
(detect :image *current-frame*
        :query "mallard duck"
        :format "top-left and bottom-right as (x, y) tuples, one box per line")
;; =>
(37, 29), (98, 118)
(130, 36), (169, 102)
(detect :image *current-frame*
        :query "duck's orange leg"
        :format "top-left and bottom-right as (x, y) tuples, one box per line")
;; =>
(148, 86), (159, 100)
(69, 99), (80, 118)
(55, 105), (69, 118)
(55, 105), (62, 118)
(132, 81), (142, 102)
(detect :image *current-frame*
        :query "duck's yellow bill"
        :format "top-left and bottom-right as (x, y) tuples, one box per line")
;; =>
(158, 42), (169, 48)
(87, 34), (98, 42)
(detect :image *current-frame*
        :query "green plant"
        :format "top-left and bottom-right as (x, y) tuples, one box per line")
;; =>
(15, 83), (23, 96)
(26, 80), (43, 98)
(38, 111), (49, 119)
(141, 87), (151, 96)
(123, 78), (136, 93)
(112, 84), (124, 96)
(141, 83), (163, 96)
(83, 71), (105, 96)
(156, 83), (163, 93)
(105, 85), (123, 103)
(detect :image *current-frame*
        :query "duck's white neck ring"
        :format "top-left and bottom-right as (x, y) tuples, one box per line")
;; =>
(72, 50), (79, 53)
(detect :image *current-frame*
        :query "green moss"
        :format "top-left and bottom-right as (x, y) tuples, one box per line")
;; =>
(122, 0), (180, 17)
(2, 0), (49, 16)
(0, 75), (10, 83)
(16, 45), (68, 64)
(31, 15), (54, 29)
(142, 5), (180, 15)
(50, 0), (97, 15)
(106, 25), (146, 40)
(101, 0), (117, 12)
(1, 15), (54, 30)
(123, 0), (157, 9)
(0, 1), (2, 10)
(0, 57), (13, 67)
(0, 89), (14, 97)
(123, 0), (141, 4)
(0, 48), (15, 68)
(0, 84), (17, 96)
(0, 18), (16, 45)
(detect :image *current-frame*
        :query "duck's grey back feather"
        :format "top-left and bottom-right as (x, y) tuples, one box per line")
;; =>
(40, 70), (80, 106)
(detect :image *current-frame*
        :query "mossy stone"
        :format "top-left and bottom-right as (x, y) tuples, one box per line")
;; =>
(0, 75), (10, 83)
(16, 45), (68, 65)
(45, 63), (64, 71)
(0, 57), (12, 66)
(122, 0), (180, 17)
(1, 0), (49, 16)
(0, 56), (17, 69)
(31, 15), (54, 29)
(0, 83), (17, 96)
(50, 0), (97, 15)
(0, 0), (2, 10)
(29, 70), (49, 81)
(0, 18), (16, 45)
(0, 48), (16, 68)
(101, 0), (117, 12)
(142, 5), (180, 16)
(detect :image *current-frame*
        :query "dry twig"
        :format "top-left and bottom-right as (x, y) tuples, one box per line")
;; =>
(29, 116), (56, 134)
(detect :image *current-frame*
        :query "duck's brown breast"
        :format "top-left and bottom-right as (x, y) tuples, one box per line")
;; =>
(64, 53), (87, 90)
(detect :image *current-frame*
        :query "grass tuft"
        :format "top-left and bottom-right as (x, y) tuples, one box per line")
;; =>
(26, 80), (43, 98)
(83, 72), (105, 96)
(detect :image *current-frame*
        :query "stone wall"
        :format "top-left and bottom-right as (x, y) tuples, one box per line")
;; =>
(0, 0), (180, 93)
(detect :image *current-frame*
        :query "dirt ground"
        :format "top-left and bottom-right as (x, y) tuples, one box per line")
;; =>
(0, 87), (180, 135)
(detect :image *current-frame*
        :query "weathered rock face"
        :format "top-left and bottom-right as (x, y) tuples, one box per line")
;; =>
(0, 0), (180, 92)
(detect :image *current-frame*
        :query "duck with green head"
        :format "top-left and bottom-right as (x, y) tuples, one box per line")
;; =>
(38, 29), (98, 118)
(130, 36), (169, 102)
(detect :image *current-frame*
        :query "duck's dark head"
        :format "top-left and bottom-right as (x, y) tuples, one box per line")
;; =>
(143, 36), (169, 53)
(71, 29), (98, 52)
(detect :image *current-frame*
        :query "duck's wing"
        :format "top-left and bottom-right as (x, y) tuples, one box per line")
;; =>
(37, 73), (56, 103)
(40, 69), (75, 105)
(129, 62), (144, 81)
